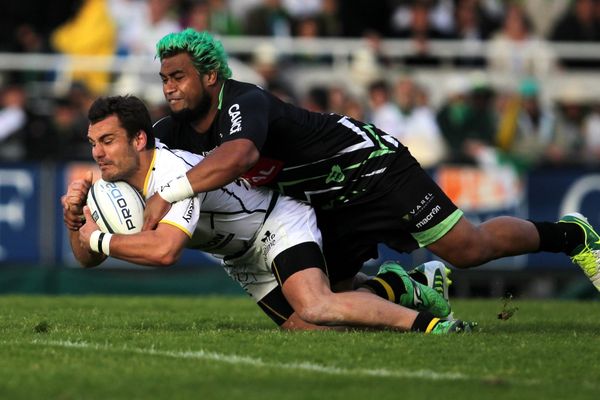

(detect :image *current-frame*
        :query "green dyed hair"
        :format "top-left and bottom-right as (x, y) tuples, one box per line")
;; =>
(156, 28), (232, 80)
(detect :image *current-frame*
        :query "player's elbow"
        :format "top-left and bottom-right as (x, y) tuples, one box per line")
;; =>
(152, 245), (182, 267)
(76, 252), (105, 269)
(78, 259), (102, 269)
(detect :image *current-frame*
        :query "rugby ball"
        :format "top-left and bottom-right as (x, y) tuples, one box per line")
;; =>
(86, 179), (145, 234)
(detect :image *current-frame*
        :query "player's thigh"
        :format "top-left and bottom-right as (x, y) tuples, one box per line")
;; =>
(260, 196), (328, 285)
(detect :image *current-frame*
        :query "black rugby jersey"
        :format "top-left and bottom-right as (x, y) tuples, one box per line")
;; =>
(154, 79), (416, 209)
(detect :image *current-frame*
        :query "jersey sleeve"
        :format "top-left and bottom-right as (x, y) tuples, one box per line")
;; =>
(159, 196), (201, 238)
(219, 90), (269, 150)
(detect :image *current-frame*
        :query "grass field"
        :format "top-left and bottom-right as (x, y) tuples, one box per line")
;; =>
(1, 295), (599, 400)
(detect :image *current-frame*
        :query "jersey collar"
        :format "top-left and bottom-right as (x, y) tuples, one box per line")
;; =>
(142, 148), (157, 197)
(217, 81), (225, 110)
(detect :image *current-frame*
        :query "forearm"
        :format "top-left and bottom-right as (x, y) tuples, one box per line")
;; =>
(187, 139), (258, 194)
(69, 230), (106, 268)
(105, 230), (183, 267)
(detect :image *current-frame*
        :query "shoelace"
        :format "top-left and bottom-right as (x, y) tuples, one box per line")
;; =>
(572, 248), (600, 277)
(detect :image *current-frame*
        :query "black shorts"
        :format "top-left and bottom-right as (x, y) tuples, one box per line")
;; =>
(316, 157), (462, 283)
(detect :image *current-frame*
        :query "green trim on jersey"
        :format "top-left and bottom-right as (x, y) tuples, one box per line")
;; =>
(217, 82), (225, 110)
(412, 209), (464, 247)
(275, 123), (396, 191)
(363, 124), (396, 157)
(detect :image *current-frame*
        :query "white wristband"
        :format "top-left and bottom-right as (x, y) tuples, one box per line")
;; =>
(89, 230), (112, 256)
(158, 175), (194, 203)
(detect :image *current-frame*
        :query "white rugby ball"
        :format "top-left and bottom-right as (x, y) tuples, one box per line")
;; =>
(86, 179), (145, 234)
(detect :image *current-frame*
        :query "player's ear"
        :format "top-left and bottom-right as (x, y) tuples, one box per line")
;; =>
(203, 70), (218, 86)
(134, 130), (147, 151)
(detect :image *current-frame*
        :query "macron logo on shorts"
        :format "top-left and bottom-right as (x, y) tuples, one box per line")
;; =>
(415, 205), (442, 229)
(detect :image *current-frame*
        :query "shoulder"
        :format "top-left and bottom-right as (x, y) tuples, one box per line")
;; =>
(152, 116), (175, 138)
(223, 80), (270, 108)
(155, 143), (202, 176)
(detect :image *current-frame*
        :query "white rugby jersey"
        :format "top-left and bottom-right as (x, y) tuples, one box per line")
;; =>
(143, 140), (275, 258)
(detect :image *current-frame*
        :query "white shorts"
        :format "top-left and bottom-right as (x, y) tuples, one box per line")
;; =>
(222, 196), (322, 302)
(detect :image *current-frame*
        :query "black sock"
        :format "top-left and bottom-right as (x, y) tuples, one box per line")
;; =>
(411, 311), (438, 332)
(531, 221), (584, 254)
(361, 272), (408, 304)
(408, 270), (427, 286)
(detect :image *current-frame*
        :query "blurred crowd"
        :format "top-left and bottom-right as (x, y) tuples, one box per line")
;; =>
(1, 0), (600, 169)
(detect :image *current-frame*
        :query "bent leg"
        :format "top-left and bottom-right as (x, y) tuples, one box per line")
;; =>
(282, 267), (419, 330)
(427, 216), (540, 268)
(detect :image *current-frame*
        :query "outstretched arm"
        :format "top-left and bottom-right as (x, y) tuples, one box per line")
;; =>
(143, 138), (259, 230)
(79, 206), (190, 266)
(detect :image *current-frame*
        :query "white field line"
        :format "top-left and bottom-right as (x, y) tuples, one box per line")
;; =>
(22, 339), (467, 382)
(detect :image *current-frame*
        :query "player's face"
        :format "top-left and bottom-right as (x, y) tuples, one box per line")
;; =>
(160, 53), (212, 122)
(88, 115), (141, 182)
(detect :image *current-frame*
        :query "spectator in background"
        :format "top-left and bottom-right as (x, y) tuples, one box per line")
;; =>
(550, 0), (599, 42)
(487, 3), (556, 81)
(244, 0), (293, 37)
(183, 0), (211, 32)
(301, 86), (329, 112)
(281, 0), (322, 19)
(110, 0), (180, 97)
(117, 0), (180, 57)
(49, 97), (92, 161)
(327, 85), (349, 115)
(391, 76), (446, 168)
(342, 96), (365, 122)
(366, 79), (403, 139)
(182, 0), (242, 35)
(451, 0), (500, 67)
(291, 16), (332, 64)
(496, 78), (562, 169)
(437, 75), (497, 164)
(549, 0), (600, 68)
(391, 1), (451, 67)
(24, 82), (96, 162)
(0, 85), (27, 162)
(551, 85), (587, 165)
(250, 43), (296, 103)
(50, 0), (117, 94)
(8, 24), (54, 85)
(315, 0), (341, 37)
(206, 0), (243, 35)
(582, 103), (600, 164)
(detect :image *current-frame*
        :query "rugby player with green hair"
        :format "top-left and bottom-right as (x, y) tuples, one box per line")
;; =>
(145, 29), (599, 329)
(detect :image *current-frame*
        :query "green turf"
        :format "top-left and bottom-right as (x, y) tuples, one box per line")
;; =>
(0, 295), (599, 400)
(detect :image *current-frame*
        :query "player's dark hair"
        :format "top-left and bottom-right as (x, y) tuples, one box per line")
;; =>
(88, 95), (155, 149)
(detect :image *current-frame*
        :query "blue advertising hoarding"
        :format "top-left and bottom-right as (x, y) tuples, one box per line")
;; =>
(1, 161), (599, 271)
(0, 165), (40, 264)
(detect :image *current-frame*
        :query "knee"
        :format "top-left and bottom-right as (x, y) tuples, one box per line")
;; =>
(430, 226), (490, 269)
(442, 239), (489, 269)
(294, 294), (338, 325)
